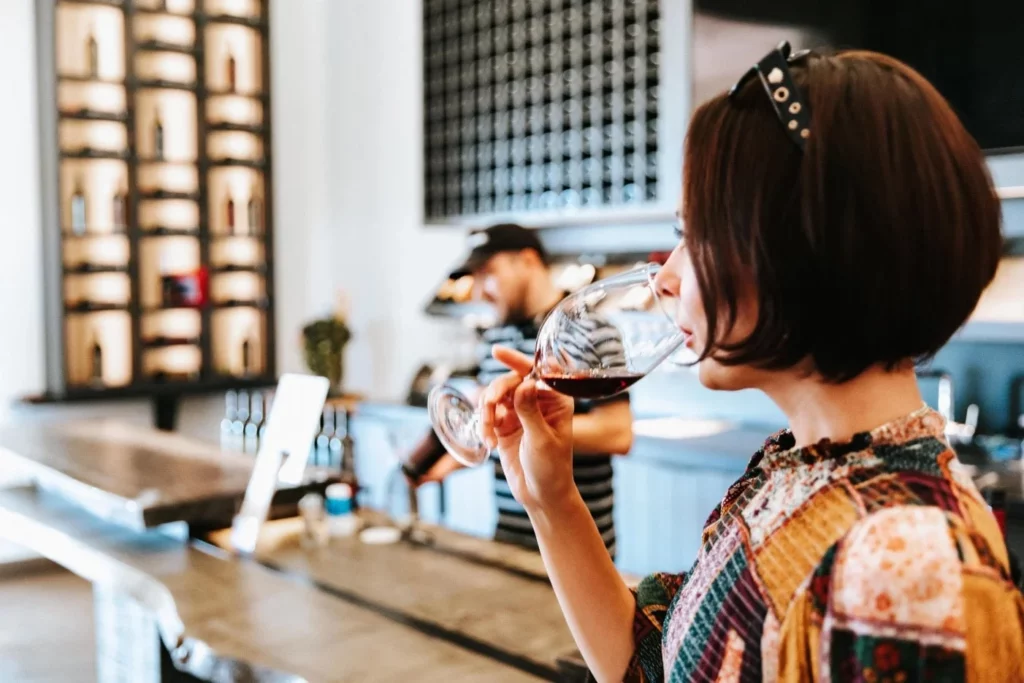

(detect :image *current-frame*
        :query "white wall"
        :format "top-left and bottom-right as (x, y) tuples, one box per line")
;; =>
(0, 0), (46, 420)
(322, 0), (471, 401)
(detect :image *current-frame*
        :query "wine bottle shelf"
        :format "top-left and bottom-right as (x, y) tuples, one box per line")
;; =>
(132, 8), (193, 18)
(138, 190), (201, 201)
(199, 14), (266, 30)
(210, 264), (265, 275)
(41, 0), (276, 402)
(205, 158), (266, 169)
(207, 122), (264, 134)
(60, 149), (132, 160)
(61, 228), (130, 238)
(141, 337), (202, 349)
(65, 302), (132, 314)
(63, 264), (130, 275)
(29, 375), (275, 403)
(142, 305), (200, 314)
(214, 299), (269, 310)
(130, 78), (200, 92)
(134, 157), (199, 166)
(59, 109), (129, 123)
(140, 299), (269, 314)
(204, 90), (268, 100)
(135, 40), (198, 56)
(57, 74), (126, 85)
(60, 0), (124, 7)
(140, 227), (202, 237)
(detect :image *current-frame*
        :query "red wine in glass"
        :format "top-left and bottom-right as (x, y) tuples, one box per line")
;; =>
(539, 372), (643, 399)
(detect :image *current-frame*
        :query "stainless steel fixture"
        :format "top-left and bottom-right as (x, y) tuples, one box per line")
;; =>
(917, 369), (979, 445)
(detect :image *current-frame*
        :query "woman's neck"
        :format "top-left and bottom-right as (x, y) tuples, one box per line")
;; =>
(763, 365), (924, 448)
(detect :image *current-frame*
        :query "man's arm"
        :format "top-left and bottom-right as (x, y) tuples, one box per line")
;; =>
(404, 429), (465, 484)
(572, 399), (633, 456)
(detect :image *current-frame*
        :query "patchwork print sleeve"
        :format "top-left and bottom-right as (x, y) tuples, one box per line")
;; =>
(778, 505), (1024, 682)
(624, 572), (685, 683)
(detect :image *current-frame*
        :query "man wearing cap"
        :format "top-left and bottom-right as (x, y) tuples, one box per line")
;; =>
(406, 224), (633, 557)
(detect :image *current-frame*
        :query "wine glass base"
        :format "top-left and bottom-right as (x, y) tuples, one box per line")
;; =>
(427, 385), (491, 467)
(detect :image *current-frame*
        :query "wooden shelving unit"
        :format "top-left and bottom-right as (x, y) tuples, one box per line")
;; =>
(36, 0), (275, 427)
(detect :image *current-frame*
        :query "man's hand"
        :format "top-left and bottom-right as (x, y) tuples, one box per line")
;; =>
(412, 453), (465, 487)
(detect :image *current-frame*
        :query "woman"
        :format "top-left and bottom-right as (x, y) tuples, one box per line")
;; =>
(479, 45), (1024, 682)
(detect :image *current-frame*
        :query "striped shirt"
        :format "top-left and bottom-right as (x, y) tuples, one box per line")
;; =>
(477, 306), (628, 557)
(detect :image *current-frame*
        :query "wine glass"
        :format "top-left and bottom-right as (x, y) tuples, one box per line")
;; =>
(428, 263), (684, 466)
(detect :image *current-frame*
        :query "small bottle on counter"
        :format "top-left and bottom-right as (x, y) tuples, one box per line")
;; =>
(245, 391), (265, 452)
(220, 390), (237, 447)
(233, 390), (250, 453)
(315, 406), (335, 467)
(328, 409), (343, 468)
(299, 493), (329, 549)
(325, 483), (359, 538)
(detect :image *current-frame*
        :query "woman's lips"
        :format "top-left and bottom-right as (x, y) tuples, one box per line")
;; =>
(680, 328), (695, 348)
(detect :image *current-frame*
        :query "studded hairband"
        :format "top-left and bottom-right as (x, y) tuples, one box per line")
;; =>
(729, 41), (813, 151)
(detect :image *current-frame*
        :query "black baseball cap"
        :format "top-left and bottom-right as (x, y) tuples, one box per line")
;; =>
(449, 224), (548, 279)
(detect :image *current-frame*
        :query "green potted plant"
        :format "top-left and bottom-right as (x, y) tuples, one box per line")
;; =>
(301, 294), (352, 396)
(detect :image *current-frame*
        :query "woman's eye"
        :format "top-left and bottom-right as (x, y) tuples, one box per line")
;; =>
(673, 219), (685, 240)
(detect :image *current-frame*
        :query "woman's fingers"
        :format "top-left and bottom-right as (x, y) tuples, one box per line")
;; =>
(493, 345), (534, 375)
(513, 378), (548, 432)
(479, 372), (524, 448)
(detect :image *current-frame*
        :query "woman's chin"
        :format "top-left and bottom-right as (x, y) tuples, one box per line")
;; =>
(697, 358), (752, 392)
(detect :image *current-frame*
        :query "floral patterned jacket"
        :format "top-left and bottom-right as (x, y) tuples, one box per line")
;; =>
(627, 407), (1024, 682)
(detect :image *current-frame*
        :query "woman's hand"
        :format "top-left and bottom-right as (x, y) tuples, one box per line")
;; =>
(479, 346), (576, 512)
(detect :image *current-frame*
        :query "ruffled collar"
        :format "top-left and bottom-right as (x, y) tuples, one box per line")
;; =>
(748, 405), (946, 472)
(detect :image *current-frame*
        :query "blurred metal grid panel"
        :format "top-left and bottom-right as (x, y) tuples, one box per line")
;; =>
(424, 0), (682, 225)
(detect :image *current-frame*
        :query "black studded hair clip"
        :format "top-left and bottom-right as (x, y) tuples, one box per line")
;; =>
(729, 41), (813, 151)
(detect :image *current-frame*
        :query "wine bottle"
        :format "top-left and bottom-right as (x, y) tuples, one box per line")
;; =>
(226, 197), (236, 234)
(153, 112), (165, 161)
(233, 390), (249, 452)
(328, 406), (343, 467)
(70, 181), (88, 235)
(90, 335), (104, 387)
(226, 53), (237, 93)
(112, 186), (127, 230)
(258, 392), (270, 442)
(220, 390), (237, 447)
(244, 391), (264, 453)
(87, 31), (99, 79)
(240, 335), (252, 377)
(315, 405), (334, 467)
(246, 192), (261, 236)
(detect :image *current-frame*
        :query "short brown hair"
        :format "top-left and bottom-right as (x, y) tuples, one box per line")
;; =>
(684, 49), (1002, 382)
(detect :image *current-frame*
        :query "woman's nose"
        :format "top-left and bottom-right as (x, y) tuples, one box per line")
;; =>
(653, 258), (681, 300)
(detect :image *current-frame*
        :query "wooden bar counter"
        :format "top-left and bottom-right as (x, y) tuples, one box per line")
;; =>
(0, 422), (588, 682)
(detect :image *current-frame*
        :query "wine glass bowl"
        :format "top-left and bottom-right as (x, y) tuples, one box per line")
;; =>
(427, 384), (492, 466)
(428, 263), (684, 467)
